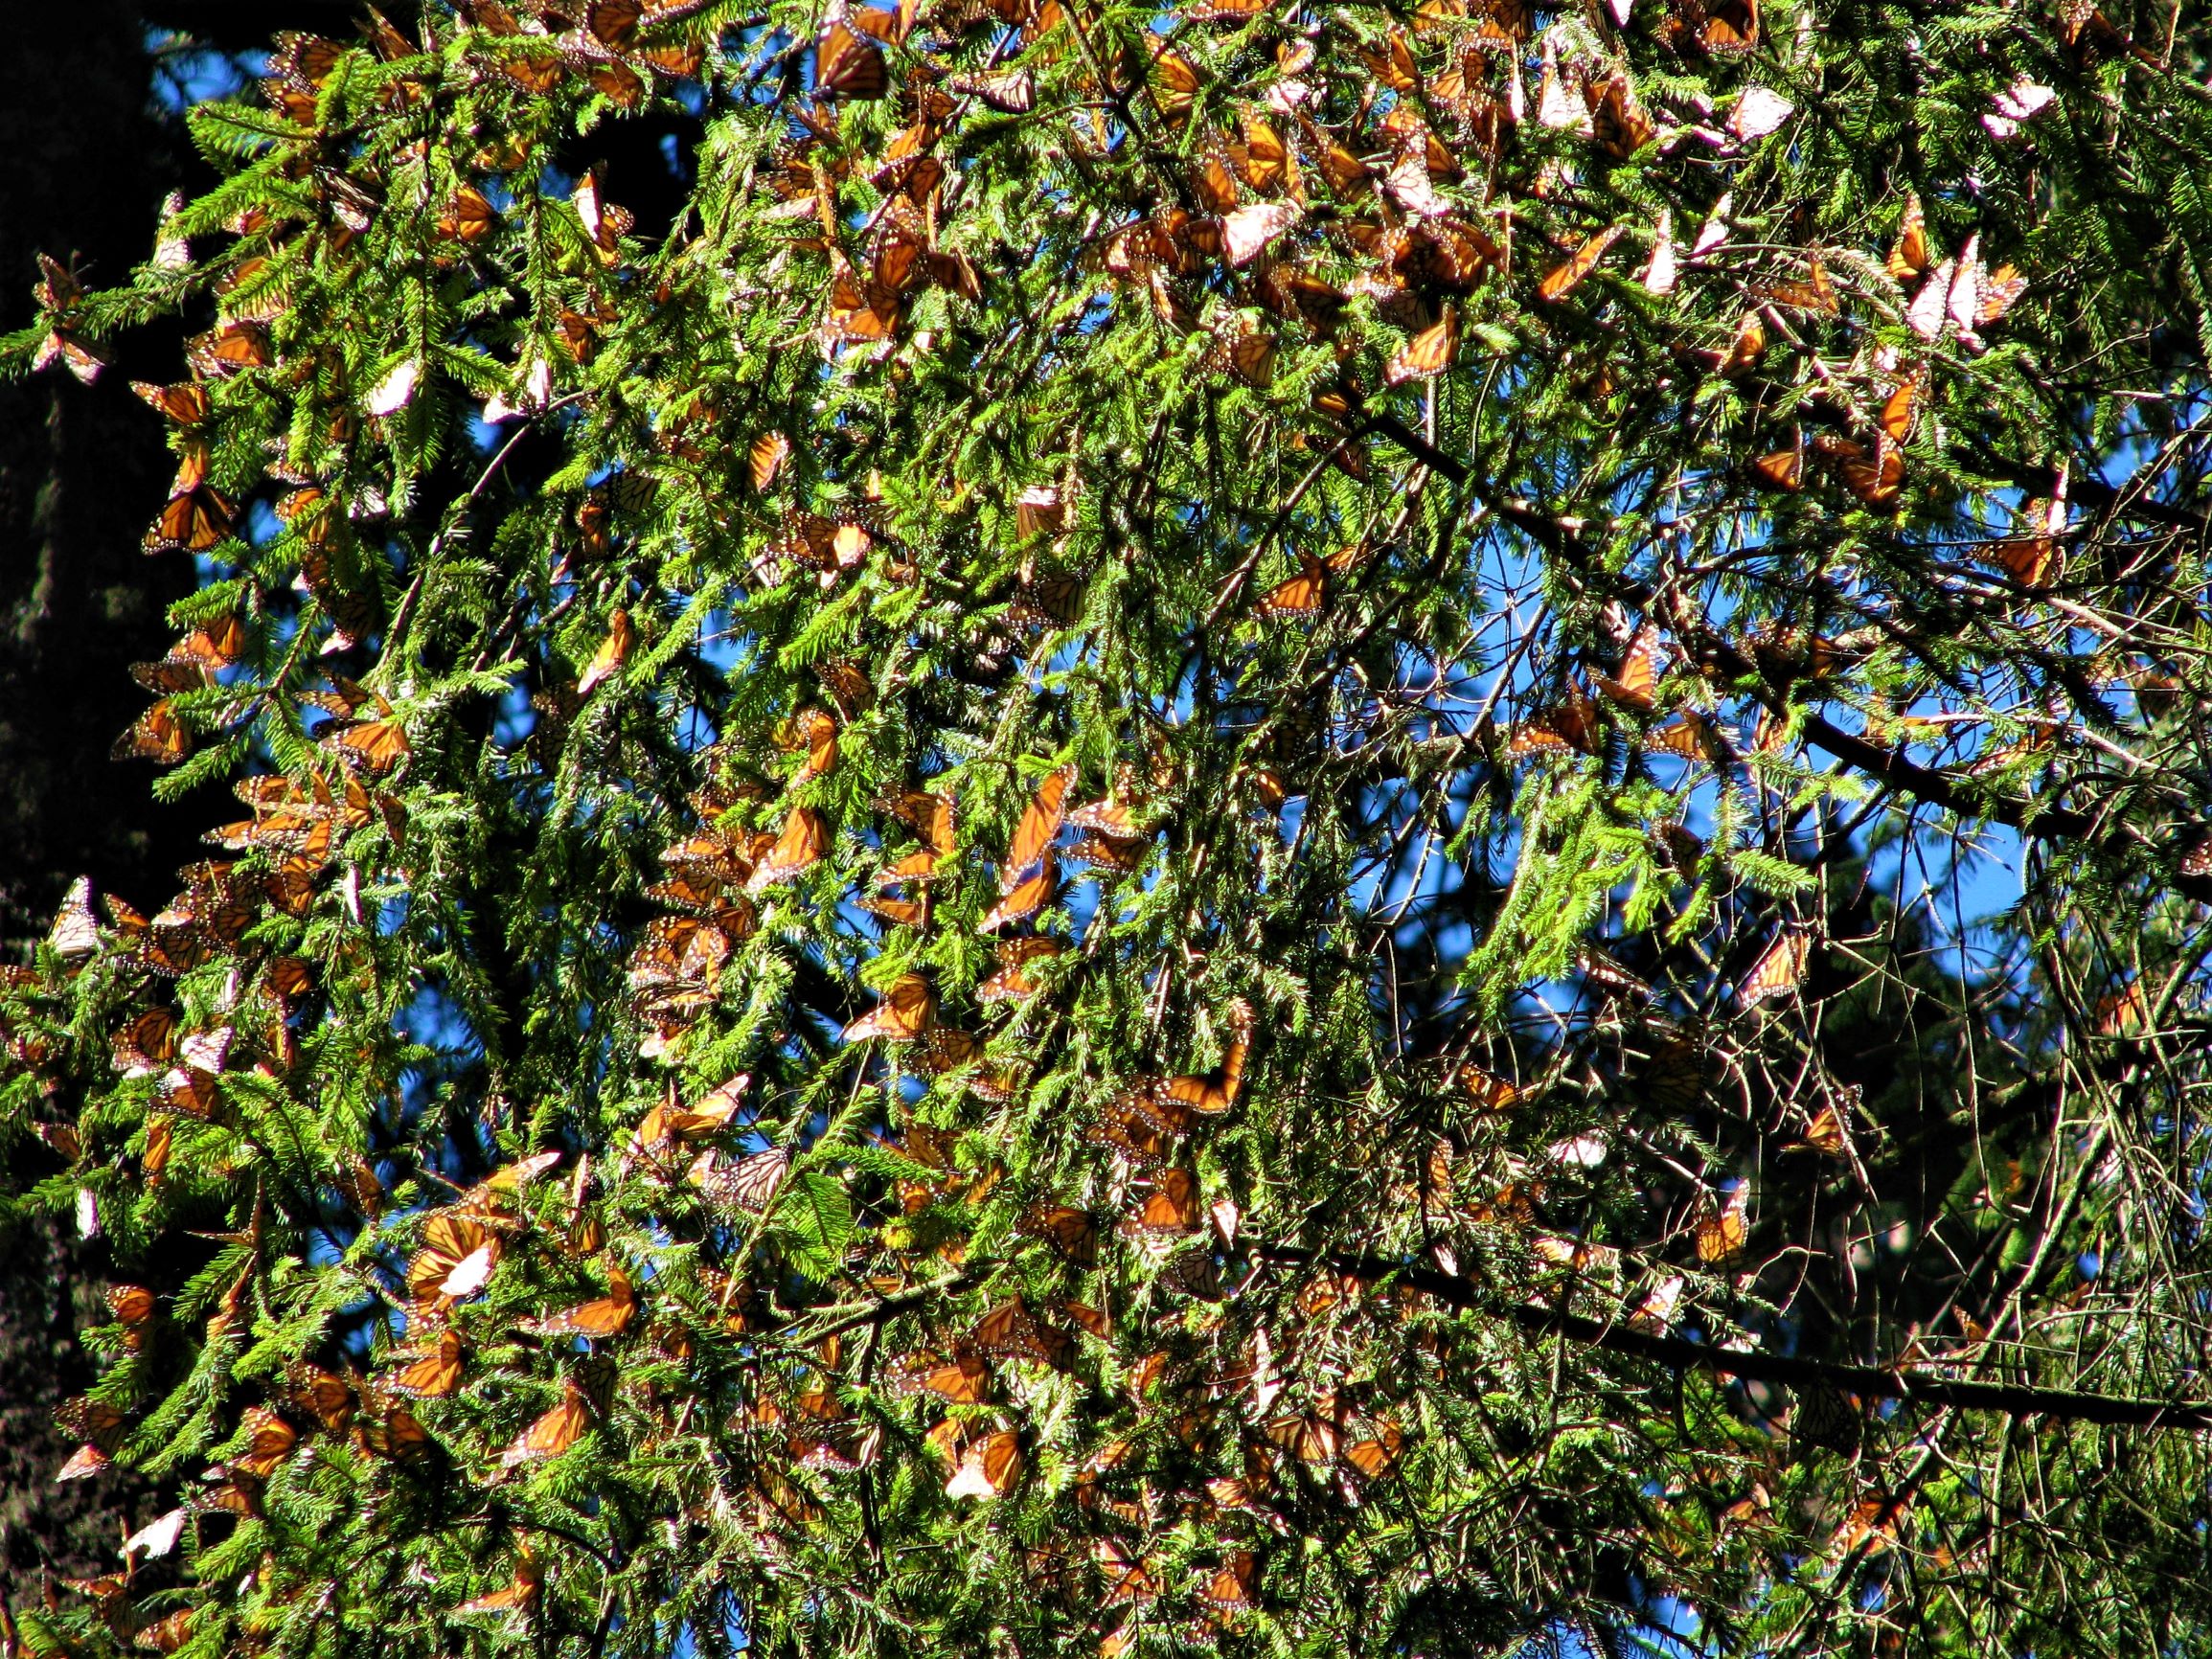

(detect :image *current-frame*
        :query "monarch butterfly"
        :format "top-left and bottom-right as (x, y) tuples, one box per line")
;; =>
(1978, 262), (2027, 326)
(586, 58), (647, 106)
(976, 936), (1060, 1003)
(1263, 1407), (1342, 1464)
(1459, 1065), (1522, 1111)
(1695, 1181), (1750, 1266)
(440, 185), (496, 243)
(573, 168), (633, 261)
(186, 321), (271, 376)
(1257, 553), (1327, 620)
(1539, 225), (1624, 303)
(577, 607), (632, 695)
(1664, 0), (1758, 54)
(946, 66), (1035, 112)
(890, 1348), (991, 1402)
(1762, 255), (1837, 315)
(843, 972), (935, 1041)
(1160, 1003), (1254, 1117)
(1197, 1552), (1257, 1611)
(1793, 1102), (1851, 1157)
(1085, 1097), (1176, 1166)
(131, 380), (210, 426)
(143, 486), (237, 556)
(979, 859), (1057, 933)
(745, 806), (832, 893)
(1003, 765), (1073, 886)
(1019, 1203), (1098, 1265)
(47, 876), (101, 961)
(323, 713), (410, 778)
(1142, 43), (1200, 115)
(584, 0), (645, 46)
(749, 430), (792, 491)
(1235, 115), (1293, 193)
(690, 1146), (789, 1211)
(111, 1007), (179, 1075)
(172, 613), (246, 670)
(969, 1302), (1074, 1369)
(946, 1428), (1022, 1499)
(498, 1383), (593, 1466)
(527, 1264), (638, 1338)
(1575, 946), (1651, 1000)
(457, 1555), (543, 1616)
(280, 1366), (353, 1435)
(1737, 928), (1808, 1007)
(1506, 692), (1599, 758)
(1385, 309), (1458, 386)
(814, 19), (887, 101)
(229, 1405), (302, 1481)
(112, 700), (191, 765)
(1124, 1168), (1201, 1236)
(1266, 266), (1348, 334)
(1343, 1421), (1406, 1480)
(1885, 192), (1932, 280)
(1012, 570), (1086, 628)
(1716, 310), (1767, 374)
(406, 1214), (496, 1304)
(1220, 202), (1299, 269)
(1752, 440), (1804, 492)
(1593, 626), (1662, 711)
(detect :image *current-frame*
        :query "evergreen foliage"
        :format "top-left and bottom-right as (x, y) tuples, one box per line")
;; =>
(5, 0), (2212, 1652)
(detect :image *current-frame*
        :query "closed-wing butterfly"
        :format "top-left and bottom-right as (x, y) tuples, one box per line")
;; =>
(1752, 437), (1804, 492)
(112, 701), (192, 765)
(186, 321), (271, 377)
(1343, 1420), (1405, 1481)
(323, 707), (409, 777)
(131, 380), (211, 426)
(49, 875), (102, 961)
(979, 857), (1056, 933)
(1885, 192), (1932, 280)
(1003, 764), (1073, 888)
(749, 430), (792, 490)
(1539, 225), (1624, 303)
(1385, 309), (1458, 385)
(843, 972), (934, 1040)
(440, 185), (496, 243)
(144, 485), (237, 556)
(1460, 1064), (1522, 1111)
(1695, 1181), (1750, 1266)
(1197, 1552), (1257, 1611)
(745, 805), (831, 892)
(577, 607), (632, 695)
(1737, 928), (1808, 1007)
(498, 1382), (593, 1466)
